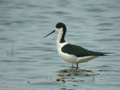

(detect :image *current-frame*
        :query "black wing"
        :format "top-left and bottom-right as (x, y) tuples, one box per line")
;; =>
(62, 44), (106, 57)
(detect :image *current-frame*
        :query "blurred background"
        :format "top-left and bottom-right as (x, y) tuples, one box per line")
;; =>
(0, 0), (120, 90)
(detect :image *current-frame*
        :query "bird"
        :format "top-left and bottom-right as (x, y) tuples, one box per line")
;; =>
(44, 22), (110, 69)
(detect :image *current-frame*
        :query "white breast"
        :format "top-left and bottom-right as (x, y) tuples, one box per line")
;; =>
(57, 42), (78, 63)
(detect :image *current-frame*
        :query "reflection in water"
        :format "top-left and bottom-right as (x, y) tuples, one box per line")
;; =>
(56, 68), (99, 83)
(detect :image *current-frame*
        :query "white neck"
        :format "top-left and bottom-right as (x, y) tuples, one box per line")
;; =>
(57, 30), (63, 44)
(56, 30), (68, 52)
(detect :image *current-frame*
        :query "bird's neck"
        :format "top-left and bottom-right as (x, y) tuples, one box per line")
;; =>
(57, 30), (66, 44)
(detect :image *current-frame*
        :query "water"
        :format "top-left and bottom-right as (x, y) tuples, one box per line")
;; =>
(0, 0), (120, 90)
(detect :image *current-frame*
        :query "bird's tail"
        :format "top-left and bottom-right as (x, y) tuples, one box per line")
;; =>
(101, 52), (113, 56)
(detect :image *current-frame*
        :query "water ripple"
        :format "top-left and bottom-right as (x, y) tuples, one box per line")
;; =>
(0, 0), (120, 90)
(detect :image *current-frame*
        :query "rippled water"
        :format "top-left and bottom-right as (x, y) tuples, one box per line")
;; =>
(0, 0), (120, 90)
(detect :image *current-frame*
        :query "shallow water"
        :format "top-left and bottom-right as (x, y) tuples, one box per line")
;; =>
(0, 0), (120, 90)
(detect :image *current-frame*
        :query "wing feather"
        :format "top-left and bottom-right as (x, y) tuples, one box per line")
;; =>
(62, 44), (106, 57)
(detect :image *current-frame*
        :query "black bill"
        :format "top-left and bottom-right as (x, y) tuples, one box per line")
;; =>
(44, 30), (55, 38)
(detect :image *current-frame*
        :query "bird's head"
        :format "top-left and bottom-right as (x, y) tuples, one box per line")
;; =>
(44, 22), (66, 38)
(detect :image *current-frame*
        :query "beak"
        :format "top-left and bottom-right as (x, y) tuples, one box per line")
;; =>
(44, 30), (55, 38)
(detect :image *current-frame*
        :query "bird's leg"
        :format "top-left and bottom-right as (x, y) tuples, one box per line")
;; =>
(76, 63), (79, 69)
(72, 63), (74, 69)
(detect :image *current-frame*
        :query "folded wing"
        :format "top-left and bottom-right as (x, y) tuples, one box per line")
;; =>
(62, 44), (107, 57)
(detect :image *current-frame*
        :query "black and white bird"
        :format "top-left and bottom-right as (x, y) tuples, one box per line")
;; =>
(44, 22), (109, 69)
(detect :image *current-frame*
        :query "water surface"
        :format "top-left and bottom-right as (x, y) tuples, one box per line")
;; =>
(0, 0), (120, 90)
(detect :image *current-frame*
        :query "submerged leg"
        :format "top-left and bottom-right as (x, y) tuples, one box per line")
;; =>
(76, 63), (79, 69)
